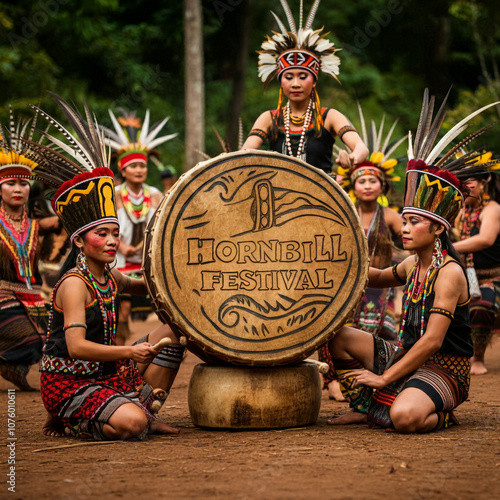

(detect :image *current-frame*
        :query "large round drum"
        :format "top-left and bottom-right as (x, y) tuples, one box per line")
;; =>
(143, 150), (368, 365)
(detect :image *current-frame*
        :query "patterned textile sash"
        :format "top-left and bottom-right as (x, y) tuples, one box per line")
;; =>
(367, 344), (407, 429)
(1, 280), (43, 295)
(1, 283), (48, 333)
(40, 354), (100, 377)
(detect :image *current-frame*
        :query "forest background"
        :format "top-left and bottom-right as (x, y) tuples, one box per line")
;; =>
(1, 0), (499, 194)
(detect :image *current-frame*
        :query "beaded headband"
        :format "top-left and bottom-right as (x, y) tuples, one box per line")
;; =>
(0, 108), (40, 184)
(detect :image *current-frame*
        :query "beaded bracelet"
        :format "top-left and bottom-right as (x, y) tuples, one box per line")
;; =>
(337, 125), (357, 140)
(392, 264), (406, 285)
(63, 322), (88, 331)
(248, 128), (268, 141)
(429, 307), (454, 321)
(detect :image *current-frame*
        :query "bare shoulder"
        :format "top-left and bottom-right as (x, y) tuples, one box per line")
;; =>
(55, 273), (91, 307)
(482, 200), (500, 218)
(435, 259), (467, 294)
(251, 110), (273, 129)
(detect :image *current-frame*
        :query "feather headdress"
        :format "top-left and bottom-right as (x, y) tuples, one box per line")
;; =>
(101, 109), (177, 170)
(403, 89), (500, 229)
(17, 92), (118, 241)
(336, 102), (406, 203)
(0, 107), (40, 183)
(258, 0), (341, 86)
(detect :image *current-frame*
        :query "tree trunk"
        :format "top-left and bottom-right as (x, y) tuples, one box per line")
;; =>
(226, 0), (252, 151)
(184, 0), (205, 171)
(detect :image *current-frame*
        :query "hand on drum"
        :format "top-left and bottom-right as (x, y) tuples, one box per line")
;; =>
(345, 369), (387, 390)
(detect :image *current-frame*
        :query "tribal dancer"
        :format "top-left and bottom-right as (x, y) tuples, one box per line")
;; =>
(318, 108), (406, 400)
(0, 111), (59, 390)
(454, 152), (500, 375)
(241, 0), (369, 171)
(22, 93), (184, 440)
(327, 89), (498, 433)
(101, 110), (177, 344)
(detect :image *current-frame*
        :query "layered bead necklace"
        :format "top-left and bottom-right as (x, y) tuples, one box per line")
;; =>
(283, 98), (313, 158)
(121, 183), (151, 222)
(396, 249), (445, 349)
(0, 201), (35, 288)
(76, 252), (117, 347)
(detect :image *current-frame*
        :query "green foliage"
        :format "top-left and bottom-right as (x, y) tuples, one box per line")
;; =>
(0, 0), (499, 191)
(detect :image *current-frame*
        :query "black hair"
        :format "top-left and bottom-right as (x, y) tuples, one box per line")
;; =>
(56, 244), (79, 281)
(429, 222), (464, 270)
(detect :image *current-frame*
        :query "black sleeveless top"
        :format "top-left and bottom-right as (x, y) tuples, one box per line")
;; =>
(268, 108), (335, 173)
(400, 261), (473, 357)
(40, 271), (118, 377)
(471, 226), (500, 269)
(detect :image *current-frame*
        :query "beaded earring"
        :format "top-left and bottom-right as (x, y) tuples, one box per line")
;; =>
(432, 237), (444, 269)
(76, 249), (88, 273)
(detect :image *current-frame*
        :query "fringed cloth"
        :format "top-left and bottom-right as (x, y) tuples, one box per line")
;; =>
(334, 336), (470, 429)
(469, 267), (500, 350)
(41, 360), (155, 440)
(0, 281), (47, 365)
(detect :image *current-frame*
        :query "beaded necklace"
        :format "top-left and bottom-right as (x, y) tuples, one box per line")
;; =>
(76, 252), (117, 347)
(284, 99), (313, 158)
(396, 250), (445, 349)
(121, 183), (151, 222)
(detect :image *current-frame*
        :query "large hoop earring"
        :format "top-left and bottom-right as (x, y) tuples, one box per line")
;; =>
(432, 237), (444, 268)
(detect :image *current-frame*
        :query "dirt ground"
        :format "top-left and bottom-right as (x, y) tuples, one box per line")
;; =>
(1, 317), (499, 500)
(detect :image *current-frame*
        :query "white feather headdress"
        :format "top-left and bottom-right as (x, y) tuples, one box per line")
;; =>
(258, 0), (341, 87)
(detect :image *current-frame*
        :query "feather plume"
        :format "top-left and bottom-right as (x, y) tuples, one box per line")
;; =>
(425, 100), (500, 165)
(304, 0), (321, 30)
(279, 0), (297, 33)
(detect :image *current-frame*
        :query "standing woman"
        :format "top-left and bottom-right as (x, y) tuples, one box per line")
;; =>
(24, 94), (185, 440)
(0, 114), (59, 390)
(326, 91), (498, 432)
(318, 111), (405, 400)
(101, 110), (177, 345)
(241, 0), (369, 171)
(454, 152), (500, 375)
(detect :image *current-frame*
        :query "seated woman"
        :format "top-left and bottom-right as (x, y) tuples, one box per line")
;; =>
(326, 90), (497, 433)
(22, 94), (185, 440)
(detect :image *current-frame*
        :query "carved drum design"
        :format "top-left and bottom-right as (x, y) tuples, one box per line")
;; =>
(143, 150), (368, 366)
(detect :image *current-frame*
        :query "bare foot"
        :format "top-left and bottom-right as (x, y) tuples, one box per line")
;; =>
(327, 411), (367, 425)
(328, 380), (347, 402)
(42, 413), (66, 437)
(149, 420), (180, 435)
(470, 358), (488, 375)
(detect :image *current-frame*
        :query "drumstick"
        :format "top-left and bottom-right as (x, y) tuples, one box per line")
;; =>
(305, 358), (330, 374)
(151, 337), (172, 350)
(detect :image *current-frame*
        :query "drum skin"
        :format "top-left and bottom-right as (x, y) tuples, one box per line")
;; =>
(188, 362), (322, 429)
(143, 150), (368, 366)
